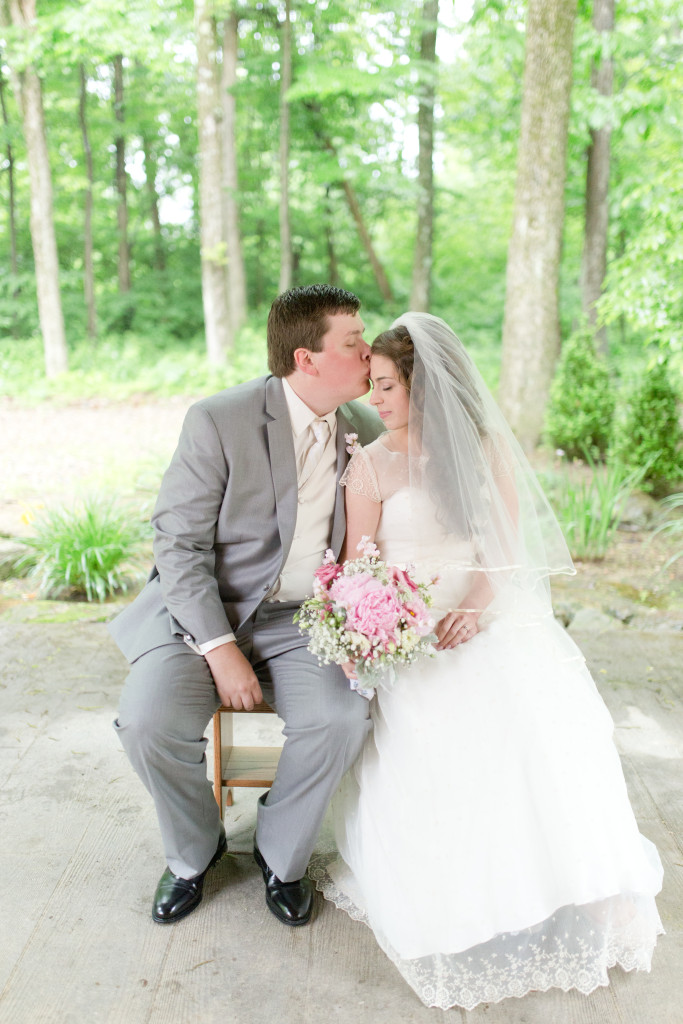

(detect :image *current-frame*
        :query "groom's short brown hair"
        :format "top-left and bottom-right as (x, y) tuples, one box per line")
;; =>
(267, 284), (361, 378)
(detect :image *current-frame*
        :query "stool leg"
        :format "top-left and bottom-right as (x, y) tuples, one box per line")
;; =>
(213, 708), (235, 813)
(213, 711), (223, 810)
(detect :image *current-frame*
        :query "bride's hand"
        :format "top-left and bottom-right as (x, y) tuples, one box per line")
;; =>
(341, 660), (357, 680)
(434, 610), (479, 650)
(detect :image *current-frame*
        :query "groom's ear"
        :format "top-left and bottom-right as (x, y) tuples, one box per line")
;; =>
(293, 347), (319, 376)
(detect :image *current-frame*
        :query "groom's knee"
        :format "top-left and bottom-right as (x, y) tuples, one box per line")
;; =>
(114, 645), (215, 761)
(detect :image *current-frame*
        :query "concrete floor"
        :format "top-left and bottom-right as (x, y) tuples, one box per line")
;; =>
(0, 620), (681, 1024)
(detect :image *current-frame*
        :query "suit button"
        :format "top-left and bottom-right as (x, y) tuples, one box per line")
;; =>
(263, 584), (270, 591)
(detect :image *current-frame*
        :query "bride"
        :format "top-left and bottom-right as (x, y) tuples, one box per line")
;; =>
(309, 313), (663, 1011)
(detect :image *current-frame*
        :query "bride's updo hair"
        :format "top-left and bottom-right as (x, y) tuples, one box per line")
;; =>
(372, 322), (486, 438)
(371, 326), (415, 391)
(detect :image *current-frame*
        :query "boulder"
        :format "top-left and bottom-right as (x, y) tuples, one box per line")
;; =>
(567, 607), (620, 634)
(0, 540), (30, 580)
(618, 492), (661, 532)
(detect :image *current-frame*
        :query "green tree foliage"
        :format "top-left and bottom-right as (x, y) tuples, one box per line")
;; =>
(613, 357), (683, 496)
(545, 324), (615, 459)
(0, 0), (681, 388)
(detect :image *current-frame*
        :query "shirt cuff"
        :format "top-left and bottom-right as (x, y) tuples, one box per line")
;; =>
(183, 633), (236, 656)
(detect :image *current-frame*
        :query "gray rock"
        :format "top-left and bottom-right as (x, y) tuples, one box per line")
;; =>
(567, 607), (621, 634)
(605, 606), (636, 624)
(553, 600), (581, 627)
(617, 492), (660, 531)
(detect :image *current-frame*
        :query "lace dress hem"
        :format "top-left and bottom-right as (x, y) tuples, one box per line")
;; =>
(309, 854), (663, 1012)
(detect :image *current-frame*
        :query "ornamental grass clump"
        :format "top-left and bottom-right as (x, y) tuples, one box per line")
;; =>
(18, 497), (149, 602)
(650, 493), (683, 573)
(545, 452), (649, 561)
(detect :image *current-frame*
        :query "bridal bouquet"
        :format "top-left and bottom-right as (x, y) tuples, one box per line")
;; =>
(295, 537), (436, 692)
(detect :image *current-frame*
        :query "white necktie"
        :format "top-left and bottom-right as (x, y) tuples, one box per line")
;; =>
(299, 418), (330, 487)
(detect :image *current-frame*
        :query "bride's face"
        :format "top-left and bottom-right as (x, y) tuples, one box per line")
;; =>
(369, 354), (410, 431)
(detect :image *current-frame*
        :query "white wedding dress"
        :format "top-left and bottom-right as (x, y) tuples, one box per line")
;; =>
(310, 438), (663, 1011)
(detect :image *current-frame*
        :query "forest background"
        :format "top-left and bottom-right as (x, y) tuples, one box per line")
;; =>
(0, 0), (682, 604)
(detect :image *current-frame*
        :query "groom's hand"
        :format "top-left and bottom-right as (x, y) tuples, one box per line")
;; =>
(205, 643), (263, 710)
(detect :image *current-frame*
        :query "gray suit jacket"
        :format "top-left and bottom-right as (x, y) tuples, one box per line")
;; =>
(108, 375), (383, 663)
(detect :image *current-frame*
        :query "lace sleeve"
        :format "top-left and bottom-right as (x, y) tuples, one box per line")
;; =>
(484, 434), (514, 479)
(340, 447), (381, 503)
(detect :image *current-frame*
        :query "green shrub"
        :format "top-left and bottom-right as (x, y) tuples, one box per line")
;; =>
(545, 326), (615, 460)
(613, 357), (683, 497)
(18, 498), (150, 602)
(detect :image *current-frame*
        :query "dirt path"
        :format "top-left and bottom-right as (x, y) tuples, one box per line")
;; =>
(0, 395), (197, 537)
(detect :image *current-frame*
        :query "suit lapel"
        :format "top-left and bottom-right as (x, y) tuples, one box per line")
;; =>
(330, 406), (352, 555)
(265, 377), (298, 559)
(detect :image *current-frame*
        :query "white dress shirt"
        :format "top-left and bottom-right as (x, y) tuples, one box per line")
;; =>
(187, 377), (338, 656)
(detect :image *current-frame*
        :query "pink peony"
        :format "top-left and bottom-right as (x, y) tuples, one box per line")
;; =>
(329, 572), (379, 607)
(345, 587), (403, 642)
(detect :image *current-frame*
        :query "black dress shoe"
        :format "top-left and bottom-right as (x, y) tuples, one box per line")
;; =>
(152, 832), (227, 924)
(253, 843), (313, 926)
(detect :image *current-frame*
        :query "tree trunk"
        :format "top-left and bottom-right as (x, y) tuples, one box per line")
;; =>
(255, 216), (266, 308)
(79, 64), (97, 339)
(195, 0), (232, 363)
(324, 187), (340, 286)
(581, 0), (614, 354)
(142, 133), (166, 272)
(0, 58), (20, 336)
(499, 0), (577, 450)
(278, 0), (293, 294)
(410, 0), (438, 312)
(221, 11), (247, 331)
(1, 0), (68, 376)
(0, 63), (17, 276)
(113, 55), (131, 294)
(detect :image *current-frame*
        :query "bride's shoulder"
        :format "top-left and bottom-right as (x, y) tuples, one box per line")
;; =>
(341, 436), (391, 502)
(361, 434), (391, 457)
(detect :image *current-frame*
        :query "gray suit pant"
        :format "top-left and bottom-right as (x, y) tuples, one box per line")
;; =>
(114, 600), (372, 882)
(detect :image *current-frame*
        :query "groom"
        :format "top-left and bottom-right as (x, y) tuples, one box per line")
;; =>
(109, 284), (383, 927)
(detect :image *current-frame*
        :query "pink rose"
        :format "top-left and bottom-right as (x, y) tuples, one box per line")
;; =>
(402, 598), (434, 636)
(388, 565), (418, 592)
(314, 561), (342, 590)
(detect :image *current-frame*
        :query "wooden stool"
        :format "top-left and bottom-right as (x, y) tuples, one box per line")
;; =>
(212, 702), (282, 811)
